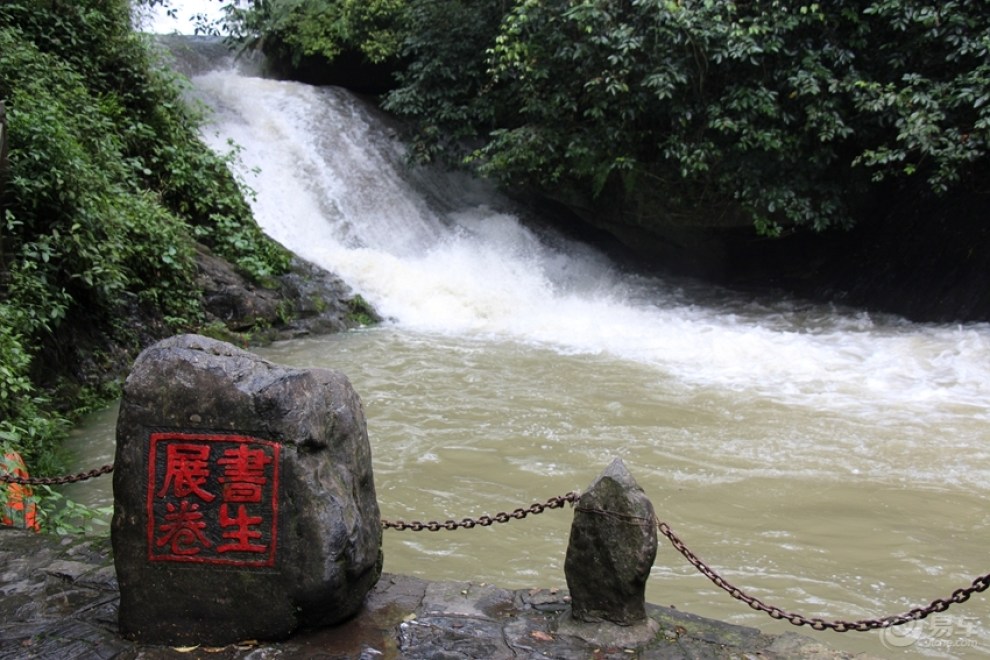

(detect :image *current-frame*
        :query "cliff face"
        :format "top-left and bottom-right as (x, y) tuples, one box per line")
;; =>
(792, 190), (990, 323)
(536, 182), (990, 324)
(44, 246), (378, 418)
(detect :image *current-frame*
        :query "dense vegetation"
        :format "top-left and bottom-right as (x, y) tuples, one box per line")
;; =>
(0, 0), (290, 524)
(223, 0), (989, 237)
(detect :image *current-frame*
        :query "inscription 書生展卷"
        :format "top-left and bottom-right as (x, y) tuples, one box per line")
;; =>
(114, 335), (382, 645)
(147, 432), (280, 567)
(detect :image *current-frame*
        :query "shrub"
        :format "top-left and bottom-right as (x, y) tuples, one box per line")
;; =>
(0, 0), (290, 507)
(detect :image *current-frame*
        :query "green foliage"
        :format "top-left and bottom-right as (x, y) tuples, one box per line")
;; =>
(223, 0), (407, 66)
(0, 315), (68, 474)
(849, 1), (990, 193)
(0, 9), (203, 359)
(373, 0), (990, 234)
(157, 136), (292, 281)
(345, 294), (378, 326)
(32, 484), (114, 536)
(0, 0), (291, 526)
(381, 0), (508, 164)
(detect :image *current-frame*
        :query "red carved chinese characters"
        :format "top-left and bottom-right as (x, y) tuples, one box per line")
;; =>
(218, 503), (266, 553)
(147, 433), (280, 567)
(156, 500), (211, 556)
(158, 444), (215, 502)
(218, 444), (271, 503)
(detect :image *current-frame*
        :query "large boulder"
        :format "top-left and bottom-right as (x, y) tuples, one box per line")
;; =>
(111, 334), (382, 646)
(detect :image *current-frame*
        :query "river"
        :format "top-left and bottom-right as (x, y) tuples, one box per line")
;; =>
(63, 35), (990, 658)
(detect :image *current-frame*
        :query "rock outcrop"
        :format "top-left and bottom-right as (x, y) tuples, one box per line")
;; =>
(112, 334), (383, 645)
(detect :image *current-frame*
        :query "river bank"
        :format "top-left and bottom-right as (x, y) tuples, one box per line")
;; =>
(0, 528), (861, 659)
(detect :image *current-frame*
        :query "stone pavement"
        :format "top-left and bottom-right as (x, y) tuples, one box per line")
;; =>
(0, 529), (863, 659)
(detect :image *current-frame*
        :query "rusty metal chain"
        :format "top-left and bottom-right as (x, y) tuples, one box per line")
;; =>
(3, 461), (987, 634)
(0, 464), (114, 486)
(381, 491), (580, 531)
(657, 518), (990, 632)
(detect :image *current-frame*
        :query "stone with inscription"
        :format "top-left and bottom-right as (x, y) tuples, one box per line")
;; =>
(112, 334), (383, 646)
(563, 459), (657, 629)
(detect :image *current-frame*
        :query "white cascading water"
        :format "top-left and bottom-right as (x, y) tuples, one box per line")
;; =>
(193, 68), (990, 427)
(144, 0), (990, 419)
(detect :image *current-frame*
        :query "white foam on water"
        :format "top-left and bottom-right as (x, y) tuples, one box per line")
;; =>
(191, 67), (990, 499)
(193, 70), (990, 425)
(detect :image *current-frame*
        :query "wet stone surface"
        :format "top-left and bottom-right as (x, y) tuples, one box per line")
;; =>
(565, 458), (657, 628)
(112, 334), (383, 646)
(0, 529), (868, 659)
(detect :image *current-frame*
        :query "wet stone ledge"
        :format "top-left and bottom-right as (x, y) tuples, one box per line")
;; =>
(0, 529), (867, 659)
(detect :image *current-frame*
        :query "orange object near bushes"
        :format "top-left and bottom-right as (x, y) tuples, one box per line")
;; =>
(1, 451), (40, 531)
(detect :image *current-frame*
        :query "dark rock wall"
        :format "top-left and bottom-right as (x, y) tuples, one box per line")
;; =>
(534, 184), (990, 324)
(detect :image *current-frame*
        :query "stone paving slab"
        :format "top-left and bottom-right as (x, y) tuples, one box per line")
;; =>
(0, 529), (865, 659)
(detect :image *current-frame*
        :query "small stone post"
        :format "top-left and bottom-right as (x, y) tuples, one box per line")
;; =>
(559, 458), (659, 645)
(112, 334), (383, 646)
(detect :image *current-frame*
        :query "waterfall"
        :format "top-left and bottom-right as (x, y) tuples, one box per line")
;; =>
(183, 61), (990, 426)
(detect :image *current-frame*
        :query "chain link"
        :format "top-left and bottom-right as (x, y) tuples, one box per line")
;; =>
(0, 464), (114, 486)
(657, 518), (990, 632)
(381, 491), (580, 531)
(4, 460), (988, 633)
